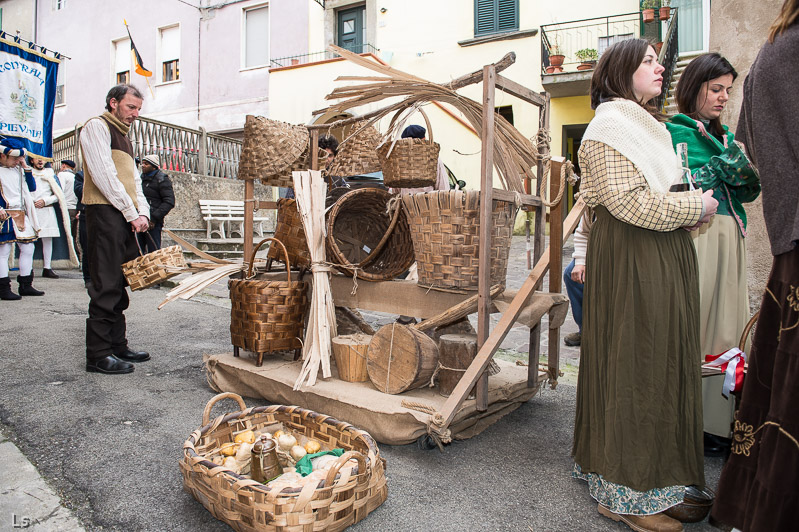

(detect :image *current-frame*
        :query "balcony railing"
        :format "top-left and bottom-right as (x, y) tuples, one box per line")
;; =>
(541, 12), (643, 75)
(270, 43), (380, 69)
(53, 116), (242, 179)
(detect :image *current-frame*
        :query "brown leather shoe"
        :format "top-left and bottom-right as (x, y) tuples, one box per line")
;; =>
(598, 504), (683, 532)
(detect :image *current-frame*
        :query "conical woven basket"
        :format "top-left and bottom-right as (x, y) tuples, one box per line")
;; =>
(181, 393), (388, 532)
(266, 198), (311, 269)
(401, 190), (516, 290)
(325, 122), (382, 177)
(238, 115), (309, 186)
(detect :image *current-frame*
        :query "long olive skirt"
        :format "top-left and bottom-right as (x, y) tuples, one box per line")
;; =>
(572, 206), (705, 492)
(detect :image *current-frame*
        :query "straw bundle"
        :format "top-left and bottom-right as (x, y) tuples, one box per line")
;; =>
(319, 45), (538, 194)
(292, 170), (337, 390)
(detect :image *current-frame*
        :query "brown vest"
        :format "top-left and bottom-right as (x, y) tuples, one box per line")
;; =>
(81, 114), (139, 210)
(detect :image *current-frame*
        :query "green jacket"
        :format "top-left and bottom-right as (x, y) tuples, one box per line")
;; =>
(666, 113), (760, 236)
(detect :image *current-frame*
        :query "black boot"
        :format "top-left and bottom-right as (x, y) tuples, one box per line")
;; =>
(17, 274), (45, 296)
(0, 277), (21, 300)
(42, 268), (59, 279)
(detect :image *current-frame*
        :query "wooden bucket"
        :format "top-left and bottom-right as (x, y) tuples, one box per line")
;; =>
(367, 323), (439, 394)
(437, 333), (478, 397)
(332, 333), (371, 383)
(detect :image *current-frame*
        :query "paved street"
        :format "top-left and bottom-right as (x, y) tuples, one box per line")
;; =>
(0, 236), (725, 531)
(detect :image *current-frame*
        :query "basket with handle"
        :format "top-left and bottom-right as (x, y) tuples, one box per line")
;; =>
(325, 121), (382, 178)
(325, 187), (414, 282)
(229, 238), (309, 367)
(121, 233), (186, 291)
(180, 393), (388, 532)
(401, 189), (516, 291)
(377, 108), (440, 189)
(237, 115), (310, 188)
(266, 199), (312, 270)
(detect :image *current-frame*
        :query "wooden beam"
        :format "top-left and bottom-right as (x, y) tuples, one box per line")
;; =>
(547, 157), (565, 387)
(476, 64), (497, 411)
(495, 74), (548, 107)
(491, 188), (542, 207)
(414, 285), (504, 332)
(255, 200), (278, 210)
(435, 199), (586, 430)
(444, 52), (516, 91)
(243, 179), (254, 266)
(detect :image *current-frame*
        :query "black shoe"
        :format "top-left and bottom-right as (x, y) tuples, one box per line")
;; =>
(0, 277), (21, 300)
(115, 348), (150, 362)
(84, 280), (92, 289)
(704, 432), (731, 457)
(564, 332), (582, 346)
(42, 268), (59, 279)
(86, 355), (134, 374)
(17, 274), (44, 296)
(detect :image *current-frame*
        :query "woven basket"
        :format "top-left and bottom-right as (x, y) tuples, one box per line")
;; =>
(260, 144), (312, 189)
(181, 393), (388, 532)
(266, 199), (311, 269)
(238, 115), (310, 187)
(401, 190), (517, 290)
(122, 235), (186, 291)
(326, 188), (414, 282)
(229, 238), (309, 366)
(325, 122), (382, 178)
(377, 108), (440, 189)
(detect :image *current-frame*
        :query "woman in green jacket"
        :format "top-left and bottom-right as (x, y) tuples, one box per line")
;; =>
(666, 53), (760, 456)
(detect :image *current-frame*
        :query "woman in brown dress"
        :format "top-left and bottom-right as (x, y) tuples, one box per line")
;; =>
(572, 38), (719, 532)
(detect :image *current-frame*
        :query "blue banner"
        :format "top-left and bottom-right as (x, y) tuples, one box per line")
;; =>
(0, 35), (60, 160)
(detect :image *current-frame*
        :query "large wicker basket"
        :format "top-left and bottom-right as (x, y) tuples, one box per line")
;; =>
(266, 199), (311, 270)
(401, 190), (517, 290)
(181, 393), (388, 532)
(122, 235), (186, 291)
(326, 188), (414, 282)
(237, 115), (310, 188)
(229, 238), (309, 366)
(377, 108), (440, 189)
(325, 122), (382, 178)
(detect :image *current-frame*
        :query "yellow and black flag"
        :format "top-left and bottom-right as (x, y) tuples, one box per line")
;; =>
(123, 19), (152, 77)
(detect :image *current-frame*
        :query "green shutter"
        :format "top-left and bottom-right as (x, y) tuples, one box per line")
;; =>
(475, 0), (518, 36)
(497, 0), (518, 32)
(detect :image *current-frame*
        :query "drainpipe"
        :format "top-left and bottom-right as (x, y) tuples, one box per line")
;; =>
(33, 0), (38, 41)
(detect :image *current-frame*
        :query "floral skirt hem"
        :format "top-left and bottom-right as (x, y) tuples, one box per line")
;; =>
(573, 463), (683, 515)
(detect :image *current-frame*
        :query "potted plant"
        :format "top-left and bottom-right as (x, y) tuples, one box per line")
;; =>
(549, 44), (565, 69)
(659, 0), (672, 21)
(575, 48), (598, 70)
(641, 0), (658, 23)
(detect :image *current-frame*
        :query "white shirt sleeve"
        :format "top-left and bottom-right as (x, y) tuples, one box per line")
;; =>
(572, 215), (590, 266)
(79, 118), (148, 222)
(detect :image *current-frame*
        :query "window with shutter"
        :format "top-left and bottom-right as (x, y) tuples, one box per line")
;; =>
(475, 0), (518, 37)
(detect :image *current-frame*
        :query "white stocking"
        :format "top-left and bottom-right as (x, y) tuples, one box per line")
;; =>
(17, 242), (34, 276)
(0, 243), (10, 278)
(42, 237), (53, 268)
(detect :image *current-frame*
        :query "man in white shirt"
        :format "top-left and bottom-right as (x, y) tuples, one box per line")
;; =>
(79, 84), (151, 375)
(57, 159), (79, 254)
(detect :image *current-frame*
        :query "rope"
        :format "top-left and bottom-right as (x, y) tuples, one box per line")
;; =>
(400, 400), (437, 415)
(526, 127), (574, 208)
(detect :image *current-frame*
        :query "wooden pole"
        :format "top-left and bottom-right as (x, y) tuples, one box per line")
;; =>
(434, 200), (585, 431)
(548, 157), (565, 387)
(476, 64), (497, 412)
(243, 179), (254, 267)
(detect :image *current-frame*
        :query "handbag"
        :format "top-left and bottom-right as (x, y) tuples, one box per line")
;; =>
(6, 209), (25, 231)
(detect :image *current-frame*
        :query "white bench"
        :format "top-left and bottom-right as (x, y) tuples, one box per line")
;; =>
(199, 199), (271, 239)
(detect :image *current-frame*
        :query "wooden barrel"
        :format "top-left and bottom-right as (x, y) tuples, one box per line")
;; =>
(332, 334), (371, 383)
(367, 324), (439, 394)
(437, 333), (478, 398)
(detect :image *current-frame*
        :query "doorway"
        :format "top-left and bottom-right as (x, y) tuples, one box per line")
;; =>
(337, 6), (365, 53)
(562, 124), (588, 216)
(672, 0), (709, 54)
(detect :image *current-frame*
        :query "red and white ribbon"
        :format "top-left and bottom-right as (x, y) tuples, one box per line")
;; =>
(704, 348), (746, 398)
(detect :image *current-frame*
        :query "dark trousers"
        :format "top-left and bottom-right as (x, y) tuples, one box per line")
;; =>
(78, 213), (90, 282)
(85, 205), (138, 361)
(137, 221), (162, 253)
(563, 259), (584, 331)
(68, 208), (78, 254)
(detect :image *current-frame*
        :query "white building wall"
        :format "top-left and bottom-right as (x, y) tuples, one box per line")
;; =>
(0, 0), (35, 41)
(35, 0), (313, 136)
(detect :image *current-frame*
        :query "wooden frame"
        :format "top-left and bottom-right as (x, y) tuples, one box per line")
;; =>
(239, 55), (581, 446)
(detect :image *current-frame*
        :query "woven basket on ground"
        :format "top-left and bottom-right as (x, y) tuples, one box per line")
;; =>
(377, 108), (440, 189)
(326, 187), (414, 282)
(229, 238), (309, 366)
(401, 189), (517, 290)
(325, 121), (382, 178)
(237, 115), (310, 187)
(181, 393), (388, 532)
(122, 235), (186, 291)
(266, 199), (311, 269)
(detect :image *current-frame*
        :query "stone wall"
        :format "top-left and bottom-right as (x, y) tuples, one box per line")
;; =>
(161, 171), (277, 242)
(709, 0), (782, 310)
